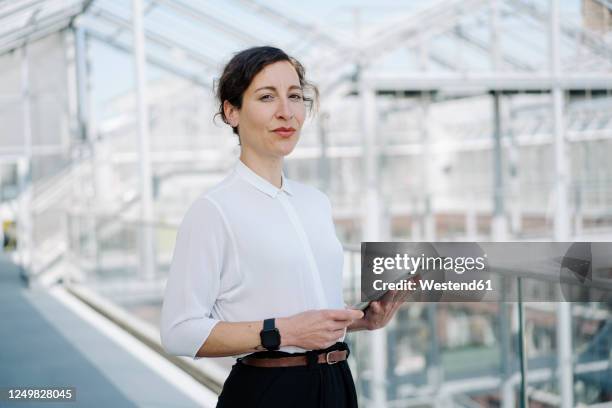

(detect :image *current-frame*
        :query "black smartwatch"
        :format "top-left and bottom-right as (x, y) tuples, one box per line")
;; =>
(260, 318), (281, 351)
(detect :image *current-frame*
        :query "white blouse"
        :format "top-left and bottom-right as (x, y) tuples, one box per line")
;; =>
(160, 159), (346, 359)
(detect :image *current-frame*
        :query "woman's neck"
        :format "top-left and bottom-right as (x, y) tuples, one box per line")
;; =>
(239, 152), (283, 189)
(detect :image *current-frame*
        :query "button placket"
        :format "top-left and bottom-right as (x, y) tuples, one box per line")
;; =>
(277, 194), (328, 309)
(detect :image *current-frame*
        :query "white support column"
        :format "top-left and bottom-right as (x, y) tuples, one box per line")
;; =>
(413, 34), (428, 243)
(507, 97), (522, 236)
(490, 0), (501, 71)
(133, 0), (155, 279)
(573, 188), (583, 237)
(80, 25), (111, 213)
(500, 299), (515, 408)
(465, 192), (477, 240)
(417, 35), (434, 243)
(65, 28), (81, 150)
(83, 30), (100, 269)
(63, 30), (77, 152)
(74, 25), (89, 142)
(360, 76), (388, 408)
(550, 1), (573, 407)
(317, 112), (330, 193)
(17, 45), (33, 275)
(421, 92), (435, 241)
(550, 0), (570, 242)
(557, 300), (573, 408)
(354, 8), (387, 404)
(66, 26), (85, 278)
(492, 91), (507, 241)
(552, 92), (569, 240)
(411, 195), (423, 241)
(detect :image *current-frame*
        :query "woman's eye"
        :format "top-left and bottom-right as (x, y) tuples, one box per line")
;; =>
(260, 94), (302, 101)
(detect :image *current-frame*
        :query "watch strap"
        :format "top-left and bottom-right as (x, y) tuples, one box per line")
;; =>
(263, 318), (275, 331)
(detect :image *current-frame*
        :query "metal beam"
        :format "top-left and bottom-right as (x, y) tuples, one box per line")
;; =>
(68, 0), (95, 25)
(364, 72), (612, 92)
(508, 0), (612, 62)
(153, 0), (263, 45)
(96, 0), (155, 39)
(0, 19), (75, 56)
(0, 2), (83, 53)
(85, 29), (210, 88)
(453, 26), (534, 71)
(0, 0), (46, 21)
(313, 0), (489, 75)
(88, 7), (218, 70)
(312, 0), (491, 95)
(227, 0), (345, 49)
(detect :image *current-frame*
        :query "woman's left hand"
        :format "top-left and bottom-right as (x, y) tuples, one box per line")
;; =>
(361, 289), (409, 330)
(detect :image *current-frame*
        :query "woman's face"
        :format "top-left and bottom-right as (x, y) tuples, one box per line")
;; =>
(225, 60), (306, 160)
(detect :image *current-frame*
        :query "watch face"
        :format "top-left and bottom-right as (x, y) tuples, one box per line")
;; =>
(261, 329), (280, 350)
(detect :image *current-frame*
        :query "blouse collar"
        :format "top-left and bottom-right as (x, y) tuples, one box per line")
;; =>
(235, 159), (293, 198)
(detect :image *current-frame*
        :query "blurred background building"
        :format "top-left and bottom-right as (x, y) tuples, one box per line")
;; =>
(0, 0), (611, 407)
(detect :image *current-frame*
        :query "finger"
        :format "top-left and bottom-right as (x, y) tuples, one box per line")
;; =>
(328, 309), (364, 321)
(322, 309), (350, 321)
(329, 319), (347, 329)
(326, 320), (344, 330)
(368, 301), (382, 313)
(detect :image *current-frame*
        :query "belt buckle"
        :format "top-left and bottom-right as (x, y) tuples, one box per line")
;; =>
(325, 351), (339, 365)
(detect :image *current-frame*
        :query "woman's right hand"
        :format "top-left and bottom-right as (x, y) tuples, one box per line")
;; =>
(276, 309), (364, 350)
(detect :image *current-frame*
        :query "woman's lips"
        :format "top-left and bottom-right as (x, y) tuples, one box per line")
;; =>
(273, 129), (295, 138)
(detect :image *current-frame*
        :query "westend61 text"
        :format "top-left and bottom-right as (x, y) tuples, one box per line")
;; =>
(374, 279), (494, 292)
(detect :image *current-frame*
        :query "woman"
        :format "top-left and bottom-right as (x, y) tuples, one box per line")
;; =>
(160, 46), (404, 408)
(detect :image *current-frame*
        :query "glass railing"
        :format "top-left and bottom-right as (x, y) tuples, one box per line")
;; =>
(65, 213), (175, 319)
(62, 214), (232, 377)
(63, 215), (612, 406)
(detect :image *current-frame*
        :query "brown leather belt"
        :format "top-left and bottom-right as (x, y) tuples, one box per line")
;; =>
(240, 350), (348, 368)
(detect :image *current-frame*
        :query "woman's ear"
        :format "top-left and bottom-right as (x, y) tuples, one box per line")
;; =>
(223, 100), (239, 128)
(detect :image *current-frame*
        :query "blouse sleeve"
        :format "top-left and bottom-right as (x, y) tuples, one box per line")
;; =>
(160, 197), (226, 359)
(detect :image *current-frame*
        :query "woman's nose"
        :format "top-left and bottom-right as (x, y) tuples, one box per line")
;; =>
(275, 99), (294, 120)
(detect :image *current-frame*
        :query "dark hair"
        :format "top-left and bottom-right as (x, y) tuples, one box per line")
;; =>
(214, 46), (319, 141)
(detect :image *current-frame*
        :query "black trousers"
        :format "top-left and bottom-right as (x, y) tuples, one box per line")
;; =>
(216, 342), (358, 408)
